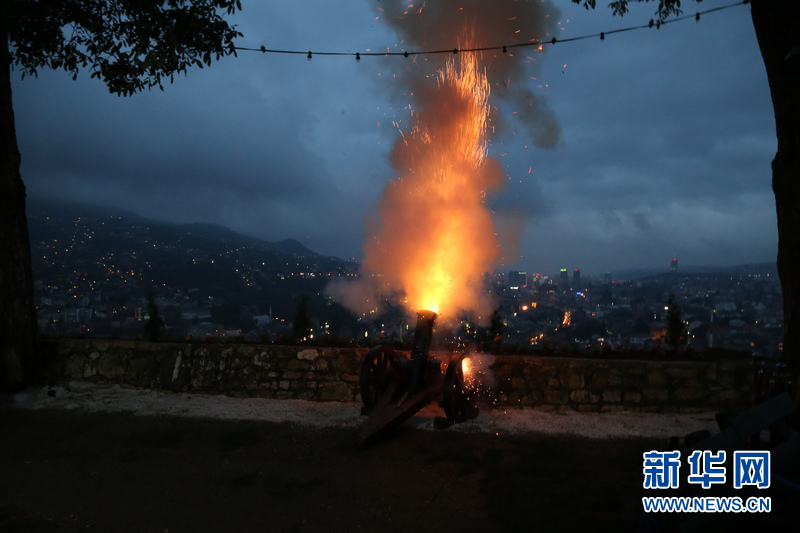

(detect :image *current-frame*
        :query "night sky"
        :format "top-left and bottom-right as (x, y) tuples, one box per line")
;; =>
(12, 0), (776, 276)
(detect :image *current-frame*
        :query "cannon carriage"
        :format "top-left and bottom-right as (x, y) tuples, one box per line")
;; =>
(357, 310), (479, 448)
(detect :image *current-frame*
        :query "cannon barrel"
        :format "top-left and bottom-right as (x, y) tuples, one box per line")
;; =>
(408, 309), (437, 394)
(357, 309), (479, 448)
(356, 309), (440, 448)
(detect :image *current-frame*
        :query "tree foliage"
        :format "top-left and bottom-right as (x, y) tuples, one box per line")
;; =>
(664, 294), (687, 348)
(292, 295), (313, 342)
(572, 0), (687, 23)
(1, 0), (243, 391)
(6, 0), (243, 95)
(144, 291), (164, 341)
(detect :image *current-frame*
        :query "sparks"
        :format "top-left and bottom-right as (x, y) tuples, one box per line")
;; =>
(361, 40), (502, 321)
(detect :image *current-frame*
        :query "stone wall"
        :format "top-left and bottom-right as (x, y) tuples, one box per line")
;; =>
(44, 339), (754, 412)
(490, 355), (753, 413)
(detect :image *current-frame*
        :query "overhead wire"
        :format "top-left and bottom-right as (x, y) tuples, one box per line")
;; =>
(232, 1), (749, 60)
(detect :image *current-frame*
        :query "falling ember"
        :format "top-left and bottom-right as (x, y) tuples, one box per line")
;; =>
(361, 47), (503, 320)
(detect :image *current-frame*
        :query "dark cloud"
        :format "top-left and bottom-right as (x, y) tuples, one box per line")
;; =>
(10, 0), (777, 274)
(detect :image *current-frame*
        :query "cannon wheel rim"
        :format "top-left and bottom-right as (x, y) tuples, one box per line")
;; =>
(360, 345), (396, 411)
(443, 354), (468, 423)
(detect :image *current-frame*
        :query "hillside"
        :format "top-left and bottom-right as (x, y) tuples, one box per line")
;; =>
(27, 199), (359, 339)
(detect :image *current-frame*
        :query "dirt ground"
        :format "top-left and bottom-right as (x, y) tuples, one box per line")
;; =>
(0, 405), (659, 533)
(2, 390), (798, 532)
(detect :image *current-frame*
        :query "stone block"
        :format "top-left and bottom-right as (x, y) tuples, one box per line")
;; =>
(646, 370), (667, 387)
(602, 389), (622, 403)
(560, 372), (584, 389)
(522, 390), (543, 405)
(64, 355), (87, 377)
(93, 340), (110, 352)
(622, 375), (644, 388)
(128, 355), (155, 379)
(642, 388), (669, 402)
(718, 372), (736, 388)
(253, 352), (271, 367)
(623, 392), (642, 403)
(720, 389), (742, 401)
(674, 388), (706, 401)
(285, 359), (311, 371)
(588, 369), (608, 389)
(298, 349), (319, 361)
(664, 367), (697, 379)
(511, 377), (526, 391)
(570, 390), (600, 404)
(682, 378), (701, 390)
(295, 391), (315, 401)
(543, 389), (568, 405)
(97, 353), (125, 380)
(607, 369), (623, 387)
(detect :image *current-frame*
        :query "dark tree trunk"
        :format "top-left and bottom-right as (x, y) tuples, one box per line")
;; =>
(1, 19), (39, 392)
(750, 0), (800, 409)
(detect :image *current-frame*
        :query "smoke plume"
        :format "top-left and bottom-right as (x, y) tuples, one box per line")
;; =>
(327, 0), (561, 326)
(380, 0), (562, 148)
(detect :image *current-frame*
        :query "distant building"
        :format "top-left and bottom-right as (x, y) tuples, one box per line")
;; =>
(671, 257), (678, 273)
(573, 269), (581, 289)
(253, 314), (271, 327)
(509, 271), (527, 289)
(559, 268), (568, 286)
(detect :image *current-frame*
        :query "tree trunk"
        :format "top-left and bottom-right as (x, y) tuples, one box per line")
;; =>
(1, 19), (39, 392)
(750, 0), (800, 409)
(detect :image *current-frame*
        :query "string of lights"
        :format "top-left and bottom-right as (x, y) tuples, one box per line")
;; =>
(233, 0), (749, 60)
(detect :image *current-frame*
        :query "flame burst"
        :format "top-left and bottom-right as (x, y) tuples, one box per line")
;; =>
(362, 47), (504, 320)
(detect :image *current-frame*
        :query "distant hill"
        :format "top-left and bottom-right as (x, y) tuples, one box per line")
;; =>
(608, 262), (778, 282)
(26, 198), (336, 263)
(26, 198), (359, 323)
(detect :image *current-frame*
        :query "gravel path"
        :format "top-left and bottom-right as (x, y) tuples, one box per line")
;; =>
(8, 380), (721, 440)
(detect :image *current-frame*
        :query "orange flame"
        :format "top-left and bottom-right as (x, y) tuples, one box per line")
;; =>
(361, 46), (503, 321)
(461, 356), (476, 389)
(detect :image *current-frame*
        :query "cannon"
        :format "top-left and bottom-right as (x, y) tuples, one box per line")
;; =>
(357, 310), (479, 448)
